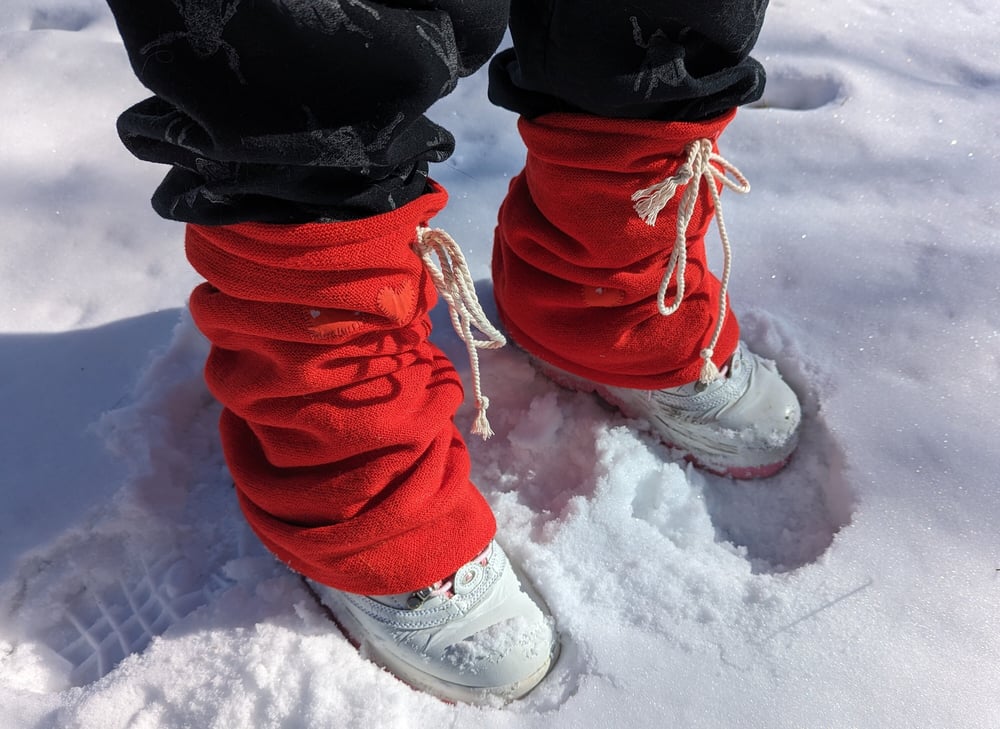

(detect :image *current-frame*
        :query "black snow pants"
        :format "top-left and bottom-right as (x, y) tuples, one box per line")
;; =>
(105, 0), (769, 225)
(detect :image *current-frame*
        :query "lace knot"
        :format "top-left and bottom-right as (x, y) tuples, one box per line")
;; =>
(632, 139), (750, 383)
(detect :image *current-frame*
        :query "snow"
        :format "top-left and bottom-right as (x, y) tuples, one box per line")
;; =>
(2, 1), (999, 727)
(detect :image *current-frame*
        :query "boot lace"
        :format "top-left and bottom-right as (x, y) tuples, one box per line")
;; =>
(631, 139), (750, 385)
(405, 544), (492, 609)
(414, 227), (507, 439)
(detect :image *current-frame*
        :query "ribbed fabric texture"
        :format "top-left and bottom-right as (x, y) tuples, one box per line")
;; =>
(493, 110), (741, 389)
(185, 183), (496, 595)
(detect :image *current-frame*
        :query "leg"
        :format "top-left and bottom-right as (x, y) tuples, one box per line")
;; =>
(105, 0), (557, 702)
(106, 0), (505, 592)
(490, 0), (802, 477)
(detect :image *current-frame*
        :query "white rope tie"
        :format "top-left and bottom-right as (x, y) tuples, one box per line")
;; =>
(631, 139), (750, 385)
(414, 226), (507, 439)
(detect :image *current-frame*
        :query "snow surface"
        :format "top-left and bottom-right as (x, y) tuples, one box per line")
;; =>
(2, 1), (999, 727)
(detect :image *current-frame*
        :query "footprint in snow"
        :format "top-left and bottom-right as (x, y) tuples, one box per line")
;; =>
(29, 7), (99, 32)
(2, 536), (242, 689)
(749, 68), (846, 111)
(697, 311), (855, 574)
(43, 551), (235, 686)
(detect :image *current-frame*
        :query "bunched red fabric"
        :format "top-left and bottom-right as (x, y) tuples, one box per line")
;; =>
(493, 110), (741, 390)
(185, 182), (496, 595)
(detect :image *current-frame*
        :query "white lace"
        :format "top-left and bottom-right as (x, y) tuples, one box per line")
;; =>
(414, 227), (507, 439)
(631, 139), (750, 384)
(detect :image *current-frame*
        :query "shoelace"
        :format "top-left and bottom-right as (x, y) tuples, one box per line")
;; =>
(406, 580), (453, 610)
(631, 139), (750, 385)
(405, 544), (492, 609)
(414, 226), (507, 439)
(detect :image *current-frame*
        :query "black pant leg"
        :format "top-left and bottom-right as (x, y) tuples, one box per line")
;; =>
(489, 0), (769, 121)
(106, 0), (509, 224)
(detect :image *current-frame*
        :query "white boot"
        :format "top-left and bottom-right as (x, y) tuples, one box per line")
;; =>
(309, 541), (558, 705)
(535, 342), (801, 478)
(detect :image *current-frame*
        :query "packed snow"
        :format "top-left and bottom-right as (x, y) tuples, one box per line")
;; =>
(2, 1), (999, 727)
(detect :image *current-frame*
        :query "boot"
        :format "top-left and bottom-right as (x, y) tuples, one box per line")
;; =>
(309, 540), (557, 705)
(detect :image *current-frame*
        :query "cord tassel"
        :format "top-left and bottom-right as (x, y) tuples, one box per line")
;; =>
(414, 226), (506, 439)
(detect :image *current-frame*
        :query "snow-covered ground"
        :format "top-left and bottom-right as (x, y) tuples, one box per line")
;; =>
(2, 1), (999, 726)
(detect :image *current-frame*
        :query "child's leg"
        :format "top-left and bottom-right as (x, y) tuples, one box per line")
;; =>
(105, 0), (510, 592)
(490, 0), (801, 477)
(103, 0), (557, 703)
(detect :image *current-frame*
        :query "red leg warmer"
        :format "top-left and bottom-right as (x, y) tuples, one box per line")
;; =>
(493, 110), (741, 390)
(185, 183), (496, 595)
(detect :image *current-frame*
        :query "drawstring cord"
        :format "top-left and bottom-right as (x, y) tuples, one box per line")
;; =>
(631, 139), (750, 385)
(414, 226), (507, 439)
